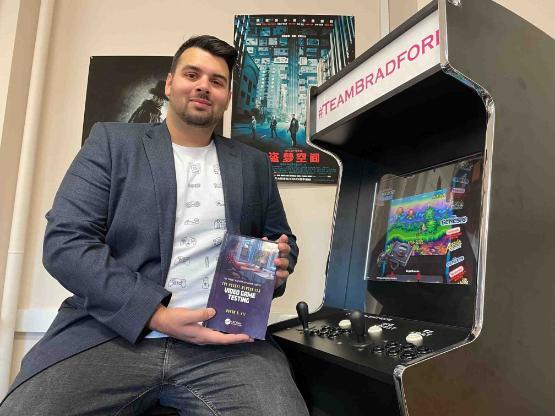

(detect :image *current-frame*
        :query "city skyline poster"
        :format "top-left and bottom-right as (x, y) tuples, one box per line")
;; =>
(232, 15), (355, 183)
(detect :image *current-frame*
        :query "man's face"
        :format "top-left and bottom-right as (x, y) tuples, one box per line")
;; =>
(165, 47), (231, 127)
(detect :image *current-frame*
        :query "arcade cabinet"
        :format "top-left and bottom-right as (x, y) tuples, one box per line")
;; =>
(270, 1), (555, 415)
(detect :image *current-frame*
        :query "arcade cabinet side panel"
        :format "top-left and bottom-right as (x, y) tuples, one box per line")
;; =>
(323, 153), (365, 309)
(335, 156), (383, 311)
(401, 1), (555, 415)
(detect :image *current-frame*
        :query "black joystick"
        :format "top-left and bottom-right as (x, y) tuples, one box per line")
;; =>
(350, 309), (369, 347)
(296, 301), (309, 334)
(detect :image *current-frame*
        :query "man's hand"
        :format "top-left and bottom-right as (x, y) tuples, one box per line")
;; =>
(147, 305), (251, 345)
(264, 234), (291, 288)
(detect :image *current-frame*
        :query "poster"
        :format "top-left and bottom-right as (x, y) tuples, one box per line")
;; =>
(81, 56), (223, 144)
(232, 15), (355, 183)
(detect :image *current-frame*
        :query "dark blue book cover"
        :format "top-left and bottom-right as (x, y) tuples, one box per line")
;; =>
(205, 233), (279, 340)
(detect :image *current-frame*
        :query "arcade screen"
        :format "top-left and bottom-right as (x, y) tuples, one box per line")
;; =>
(366, 156), (483, 284)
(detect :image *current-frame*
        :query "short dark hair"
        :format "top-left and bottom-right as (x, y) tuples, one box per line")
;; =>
(170, 35), (238, 85)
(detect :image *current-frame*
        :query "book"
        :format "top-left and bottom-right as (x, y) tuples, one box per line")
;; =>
(205, 232), (279, 340)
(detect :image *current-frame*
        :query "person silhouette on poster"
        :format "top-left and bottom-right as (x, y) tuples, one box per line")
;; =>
(251, 115), (257, 139)
(128, 80), (168, 123)
(288, 114), (299, 146)
(270, 116), (278, 138)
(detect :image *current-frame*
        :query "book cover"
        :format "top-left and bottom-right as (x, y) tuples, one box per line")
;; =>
(205, 233), (279, 340)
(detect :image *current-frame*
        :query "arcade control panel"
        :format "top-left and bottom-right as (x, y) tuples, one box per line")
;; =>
(271, 303), (470, 385)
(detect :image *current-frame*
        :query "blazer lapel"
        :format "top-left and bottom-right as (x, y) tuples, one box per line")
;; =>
(214, 136), (243, 234)
(142, 122), (177, 284)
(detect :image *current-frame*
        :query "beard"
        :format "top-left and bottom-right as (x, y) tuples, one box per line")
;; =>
(174, 92), (222, 127)
(180, 108), (217, 127)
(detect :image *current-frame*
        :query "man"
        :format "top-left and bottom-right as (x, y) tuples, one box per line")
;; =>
(0, 36), (307, 416)
(270, 115), (278, 138)
(250, 115), (257, 139)
(288, 114), (299, 147)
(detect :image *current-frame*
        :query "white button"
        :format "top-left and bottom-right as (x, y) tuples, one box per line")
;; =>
(367, 325), (382, 335)
(406, 332), (423, 345)
(338, 319), (351, 329)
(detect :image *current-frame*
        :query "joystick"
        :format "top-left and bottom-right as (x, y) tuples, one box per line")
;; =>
(349, 310), (369, 347)
(296, 301), (310, 334)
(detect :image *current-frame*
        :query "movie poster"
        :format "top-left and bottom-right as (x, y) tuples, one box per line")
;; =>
(81, 56), (223, 144)
(232, 15), (355, 183)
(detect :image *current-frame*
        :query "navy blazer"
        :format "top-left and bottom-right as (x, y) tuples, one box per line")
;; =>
(7, 122), (298, 396)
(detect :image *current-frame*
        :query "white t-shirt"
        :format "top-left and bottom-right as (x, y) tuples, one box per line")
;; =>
(147, 140), (226, 338)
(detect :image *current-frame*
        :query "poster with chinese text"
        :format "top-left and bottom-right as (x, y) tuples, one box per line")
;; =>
(232, 15), (355, 183)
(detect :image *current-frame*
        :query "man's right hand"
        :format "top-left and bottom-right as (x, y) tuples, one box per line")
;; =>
(147, 305), (252, 345)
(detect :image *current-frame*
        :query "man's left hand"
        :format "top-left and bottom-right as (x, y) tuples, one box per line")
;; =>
(264, 234), (291, 288)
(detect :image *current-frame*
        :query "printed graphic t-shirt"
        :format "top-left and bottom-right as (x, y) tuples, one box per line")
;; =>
(147, 140), (226, 338)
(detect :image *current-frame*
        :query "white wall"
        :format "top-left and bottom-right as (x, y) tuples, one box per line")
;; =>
(0, 0), (41, 307)
(416, 0), (555, 38)
(0, 0), (43, 389)
(6, 0), (381, 382)
(492, 0), (555, 37)
(389, 0), (418, 30)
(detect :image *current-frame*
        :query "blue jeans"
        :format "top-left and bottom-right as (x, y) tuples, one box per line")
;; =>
(0, 337), (308, 416)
